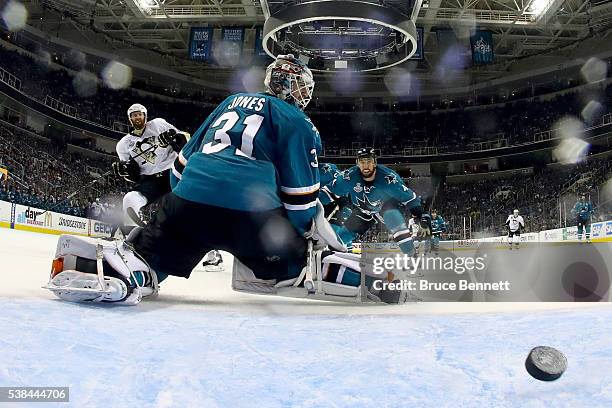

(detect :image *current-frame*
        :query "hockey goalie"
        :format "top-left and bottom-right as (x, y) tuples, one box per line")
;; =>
(44, 202), (411, 305)
(43, 55), (415, 306)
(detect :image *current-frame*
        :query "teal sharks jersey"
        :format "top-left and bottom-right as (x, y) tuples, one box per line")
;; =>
(173, 92), (321, 234)
(324, 165), (419, 215)
(572, 201), (594, 221)
(431, 215), (447, 235)
(319, 163), (340, 187)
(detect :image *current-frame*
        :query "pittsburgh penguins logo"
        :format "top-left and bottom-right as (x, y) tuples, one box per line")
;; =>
(133, 136), (157, 164)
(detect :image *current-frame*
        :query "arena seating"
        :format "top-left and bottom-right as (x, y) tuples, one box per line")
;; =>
(431, 156), (612, 238)
(0, 42), (610, 237)
(0, 121), (126, 218)
(1, 43), (610, 153)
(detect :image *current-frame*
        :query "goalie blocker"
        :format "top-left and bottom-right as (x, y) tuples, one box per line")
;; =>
(43, 201), (412, 305)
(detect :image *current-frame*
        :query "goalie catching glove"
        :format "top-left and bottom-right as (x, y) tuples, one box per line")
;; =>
(304, 201), (348, 252)
(158, 129), (190, 152)
(112, 159), (140, 183)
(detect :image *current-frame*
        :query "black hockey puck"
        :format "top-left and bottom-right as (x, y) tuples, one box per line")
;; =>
(525, 346), (567, 381)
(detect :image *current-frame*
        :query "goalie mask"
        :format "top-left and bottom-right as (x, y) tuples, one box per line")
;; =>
(264, 54), (314, 110)
(127, 103), (147, 129)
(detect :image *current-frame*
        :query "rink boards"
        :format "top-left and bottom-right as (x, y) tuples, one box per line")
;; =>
(352, 219), (612, 255)
(0, 200), (111, 237)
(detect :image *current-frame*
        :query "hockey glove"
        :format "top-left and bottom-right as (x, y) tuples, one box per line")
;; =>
(158, 129), (190, 152)
(322, 192), (351, 219)
(112, 159), (140, 183)
(304, 201), (348, 252)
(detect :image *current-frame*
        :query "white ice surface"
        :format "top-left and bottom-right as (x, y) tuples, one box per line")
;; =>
(1, 228), (611, 407)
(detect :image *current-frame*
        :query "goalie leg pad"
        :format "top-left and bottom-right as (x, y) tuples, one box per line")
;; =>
(231, 257), (277, 294)
(321, 261), (376, 287)
(304, 201), (348, 252)
(230, 247), (411, 304)
(44, 235), (158, 305)
(49, 271), (132, 303)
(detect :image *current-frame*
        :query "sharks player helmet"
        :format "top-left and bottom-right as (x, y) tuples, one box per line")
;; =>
(264, 54), (315, 110)
(356, 147), (377, 163)
(127, 103), (147, 126)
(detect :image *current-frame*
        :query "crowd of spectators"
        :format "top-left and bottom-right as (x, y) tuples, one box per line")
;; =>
(316, 86), (612, 154)
(1, 43), (611, 155)
(0, 122), (127, 217)
(434, 156), (612, 238)
(0, 45), (218, 135)
(0, 39), (611, 237)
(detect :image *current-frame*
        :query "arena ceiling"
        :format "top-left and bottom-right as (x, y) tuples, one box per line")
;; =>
(21, 0), (612, 81)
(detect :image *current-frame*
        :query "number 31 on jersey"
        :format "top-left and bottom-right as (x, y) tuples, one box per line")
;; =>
(202, 112), (263, 159)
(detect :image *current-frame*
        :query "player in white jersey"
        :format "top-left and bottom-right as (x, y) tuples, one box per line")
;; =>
(505, 209), (525, 250)
(112, 103), (189, 229)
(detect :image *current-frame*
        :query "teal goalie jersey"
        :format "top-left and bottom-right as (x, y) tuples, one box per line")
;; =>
(173, 92), (322, 234)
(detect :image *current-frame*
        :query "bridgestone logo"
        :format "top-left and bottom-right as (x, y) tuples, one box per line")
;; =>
(59, 217), (87, 230)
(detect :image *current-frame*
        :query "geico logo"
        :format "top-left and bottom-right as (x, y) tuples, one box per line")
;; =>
(94, 223), (112, 233)
(24, 208), (44, 219)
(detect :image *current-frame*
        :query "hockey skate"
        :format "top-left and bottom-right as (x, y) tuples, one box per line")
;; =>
(201, 250), (224, 272)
